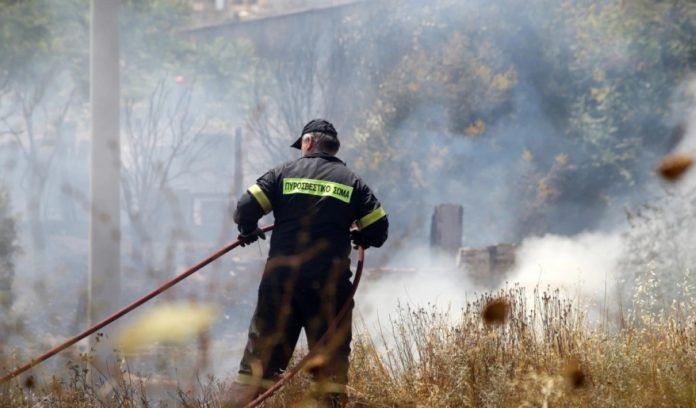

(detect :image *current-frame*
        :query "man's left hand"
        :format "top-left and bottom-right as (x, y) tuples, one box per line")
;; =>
(238, 227), (267, 247)
(350, 229), (369, 249)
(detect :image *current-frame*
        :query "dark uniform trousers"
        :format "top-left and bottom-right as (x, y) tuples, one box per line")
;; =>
(239, 281), (353, 392)
(235, 265), (353, 400)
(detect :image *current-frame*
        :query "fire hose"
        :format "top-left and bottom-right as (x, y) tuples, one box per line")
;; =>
(0, 223), (365, 408)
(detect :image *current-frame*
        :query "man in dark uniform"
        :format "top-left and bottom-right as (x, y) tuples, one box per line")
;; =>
(227, 119), (388, 407)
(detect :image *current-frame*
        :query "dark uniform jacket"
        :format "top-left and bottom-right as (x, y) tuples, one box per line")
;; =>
(234, 152), (388, 288)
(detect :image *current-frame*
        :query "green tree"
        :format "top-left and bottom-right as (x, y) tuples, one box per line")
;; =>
(535, 0), (696, 183)
(341, 1), (522, 240)
(342, 0), (696, 240)
(0, 0), (87, 251)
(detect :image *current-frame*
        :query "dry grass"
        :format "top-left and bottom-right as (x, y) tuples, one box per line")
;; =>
(345, 286), (696, 407)
(3, 286), (696, 407)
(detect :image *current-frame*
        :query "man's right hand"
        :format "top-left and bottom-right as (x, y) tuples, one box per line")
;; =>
(238, 227), (266, 247)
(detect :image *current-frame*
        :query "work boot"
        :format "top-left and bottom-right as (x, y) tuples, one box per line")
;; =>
(324, 393), (348, 408)
(222, 382), (260, 408)
(316, 392), (348, 408)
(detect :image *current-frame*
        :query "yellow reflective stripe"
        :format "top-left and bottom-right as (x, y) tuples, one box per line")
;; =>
(235, 373), (276, 389)
(282, 178), (353, 203)
(310, 381), (347, 394)
(357, 207), (386, 230)
(248, 184), (272, 214)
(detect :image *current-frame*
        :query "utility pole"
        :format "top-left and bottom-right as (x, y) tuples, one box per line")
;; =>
(89, 0), (121, 345)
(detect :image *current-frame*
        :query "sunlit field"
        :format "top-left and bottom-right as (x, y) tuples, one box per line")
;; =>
(3, 286), (696, 407)
(3, 0), (696, 406)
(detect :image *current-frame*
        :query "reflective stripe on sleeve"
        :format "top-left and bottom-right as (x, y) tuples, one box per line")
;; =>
(234, 373), (276, 389)
(248, 184), (272, 214)
(357, 207), (386, 230)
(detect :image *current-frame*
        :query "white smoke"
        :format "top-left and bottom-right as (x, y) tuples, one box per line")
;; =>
(356, 244), (471, 331)
(356, 232), (629, 331)
(504, 232), (625, 320)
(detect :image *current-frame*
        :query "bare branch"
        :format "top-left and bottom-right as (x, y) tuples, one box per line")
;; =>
(121, 79), (211, 231)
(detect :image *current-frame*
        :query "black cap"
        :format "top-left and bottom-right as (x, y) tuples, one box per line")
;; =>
(291, 119), (338, 149)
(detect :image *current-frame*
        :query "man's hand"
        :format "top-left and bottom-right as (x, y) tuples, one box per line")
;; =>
(238, 227), (267, 247)
(350, 229), (369, 249)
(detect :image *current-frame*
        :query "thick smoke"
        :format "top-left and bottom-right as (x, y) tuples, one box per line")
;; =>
(505, 232), (624, 318)
(346, 0), (694, 332)
(356, 244), (471, 332)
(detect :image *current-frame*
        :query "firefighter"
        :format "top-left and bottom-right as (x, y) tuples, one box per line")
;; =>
(226, 119), (388, 407)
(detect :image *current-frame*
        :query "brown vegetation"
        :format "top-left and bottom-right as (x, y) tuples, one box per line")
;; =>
(3, 286), (696, 407)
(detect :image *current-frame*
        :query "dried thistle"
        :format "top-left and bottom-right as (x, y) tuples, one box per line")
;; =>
(482, 297), (510, 325)
(657, 153), (693, 182)
(22, 375), (34, 389)
(562, 357), (586, 389)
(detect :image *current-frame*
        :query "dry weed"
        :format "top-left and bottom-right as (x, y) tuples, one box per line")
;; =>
(3, 287), (696, 407)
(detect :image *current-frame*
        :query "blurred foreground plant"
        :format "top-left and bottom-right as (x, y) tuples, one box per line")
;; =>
(3, 286), (696, 407)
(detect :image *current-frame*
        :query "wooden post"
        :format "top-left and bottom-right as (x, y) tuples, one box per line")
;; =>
(430, 204), (463, 254)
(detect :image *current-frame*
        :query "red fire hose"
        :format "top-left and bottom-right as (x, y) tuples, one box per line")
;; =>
(0, 223), (366, 408)
(1, 225), (277, 384)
